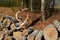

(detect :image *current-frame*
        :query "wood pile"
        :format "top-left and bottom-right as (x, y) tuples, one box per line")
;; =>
(0, 10), (60, 40)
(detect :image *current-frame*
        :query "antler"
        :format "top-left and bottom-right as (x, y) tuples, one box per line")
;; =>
(15, 8), (28, 29)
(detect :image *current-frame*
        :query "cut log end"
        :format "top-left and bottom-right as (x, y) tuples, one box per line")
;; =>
(3, 18), (11, 27)
(23, 29), (29, 36)
(13, 31), (23, 40)
(10, 23), (16, 30)
(44, 24), (58, 40)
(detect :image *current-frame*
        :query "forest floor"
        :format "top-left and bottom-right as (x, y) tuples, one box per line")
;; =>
(0, 7), (60, 30)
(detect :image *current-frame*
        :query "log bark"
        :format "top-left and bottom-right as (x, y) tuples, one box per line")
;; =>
(0, 23), (3, 31)
(27, 30), (39, 40)
(35, 30), (44, 40)
(0, 14), (3, 22)
(13, 31), (23, 40)
(44, 24), (58, 40)
(3, 18), (11, 27)
(54, 20), (60, 31)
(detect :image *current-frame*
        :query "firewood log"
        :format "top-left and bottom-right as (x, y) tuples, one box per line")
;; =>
(27, 30), (39, 40)
(35, 30), (44, 40)
(23, 29), (29, 36)
(0, 14), (3, 22)
(44, 24), (58, 40)
(0, 31), (4, 40)
(54, 20), (60, 31)
(2, 28), (8, 34)
(3, 18), (11, 27)
(13, 31), (23, 40)
(4, 35), (12, 40)
(23, 27), (33, 36)
(10, 23), (16, 30)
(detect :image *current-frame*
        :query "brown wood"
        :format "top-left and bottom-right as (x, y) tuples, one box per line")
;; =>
(44, 24), (58, 40)
(2, 28), (8, 34)
(10, 23), (16, 30)
(3, 18), (11, 27)
(13, 31), (23, 40)
(23, 29), (29, 36)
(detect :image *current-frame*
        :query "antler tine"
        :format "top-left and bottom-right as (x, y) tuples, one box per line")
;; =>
(21, 8), (28, 11)
(16, 14), (28, 29)
(15, 11), (22, 22)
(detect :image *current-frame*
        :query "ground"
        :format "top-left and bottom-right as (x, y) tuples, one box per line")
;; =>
(0, 7), (60, 30)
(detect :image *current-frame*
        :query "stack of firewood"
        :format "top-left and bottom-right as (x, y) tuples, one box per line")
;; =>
(0, 9), (60, 40)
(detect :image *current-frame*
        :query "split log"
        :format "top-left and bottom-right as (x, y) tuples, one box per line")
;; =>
(4, 35), (12, 40)
(2, 28), (8, 34)
(13, 31), (23, 40)
(27, 30), (39, 40)
(0, 31), (4, 40)
(44, 24), (58, 40)
(10, 23), (16, 30)
(0, 14), (3, 22)
(54, 20), (60, 31)
(35, 30), (44, 40)
(3, 18), (11, 27)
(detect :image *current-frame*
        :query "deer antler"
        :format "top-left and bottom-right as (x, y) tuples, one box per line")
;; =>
(15, 8), (28, 29)
(16, 14), (28, 29)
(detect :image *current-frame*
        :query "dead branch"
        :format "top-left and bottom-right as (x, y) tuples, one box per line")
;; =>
(44, 24), (58, 40)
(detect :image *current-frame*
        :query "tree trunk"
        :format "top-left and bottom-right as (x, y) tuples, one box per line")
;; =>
(41, 0), (45, 22)
(30, 0), (33, 12)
